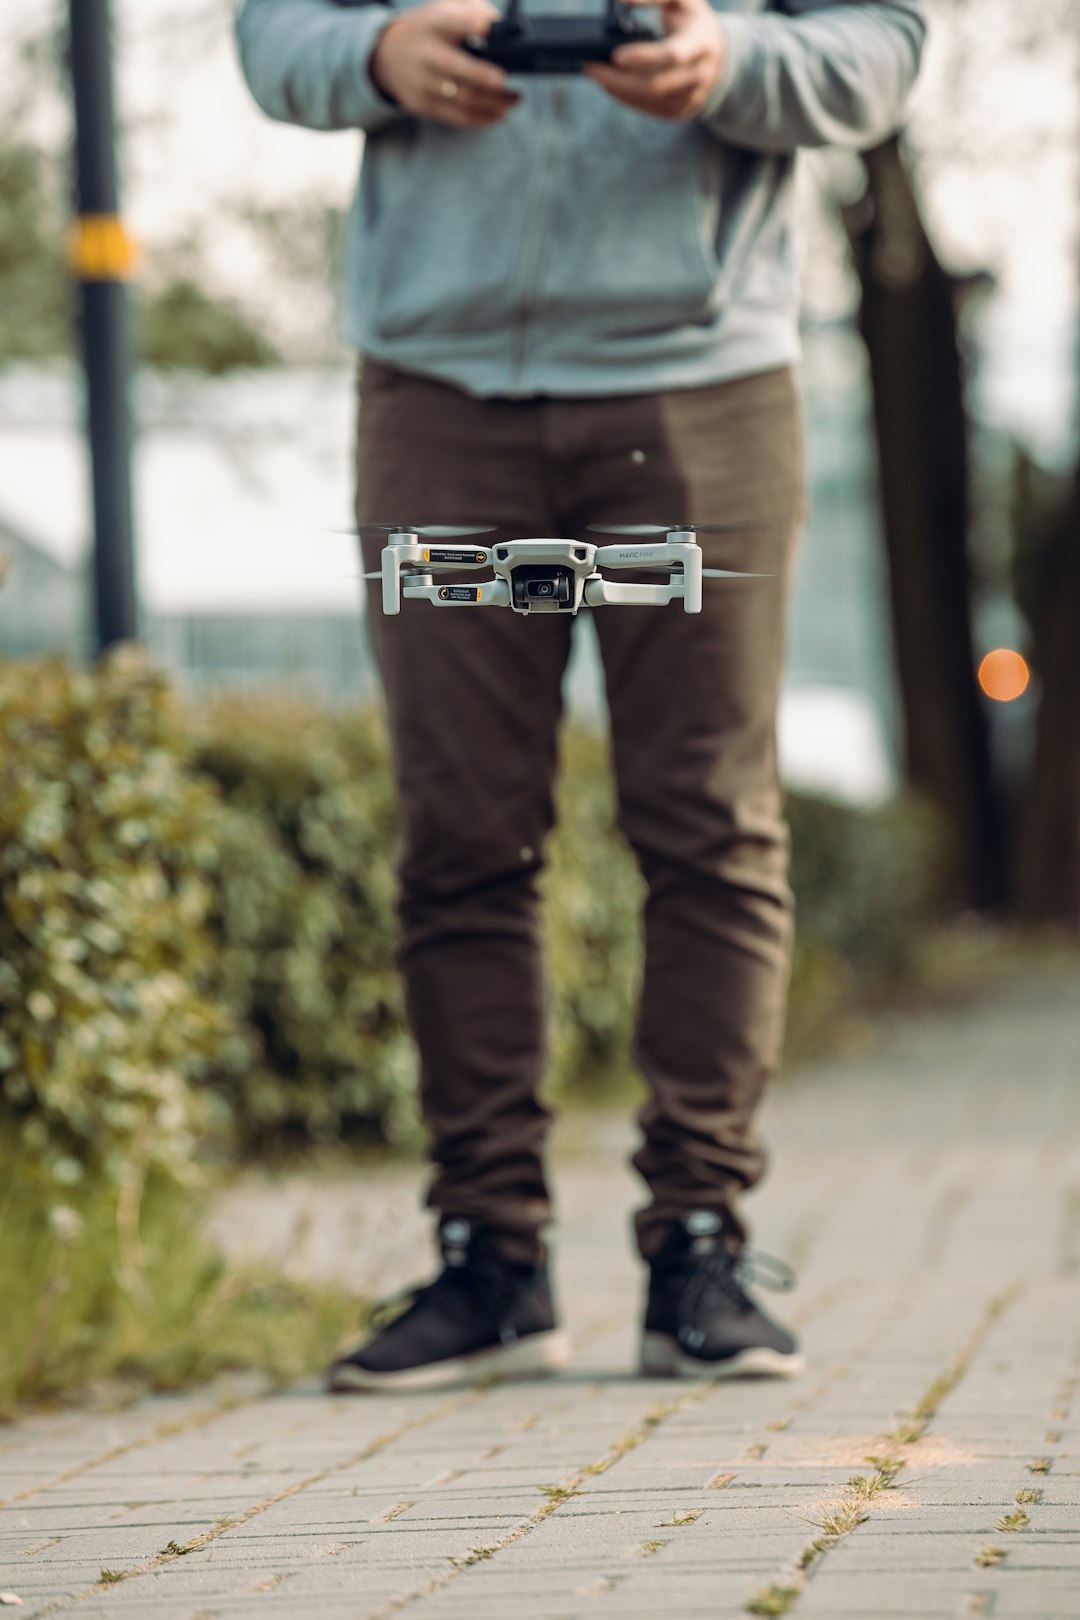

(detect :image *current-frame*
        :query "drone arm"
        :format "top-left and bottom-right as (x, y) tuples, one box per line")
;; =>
(594, 540), (685, 569)
(682, 543), (702, 614)
(584, 576), (701, 614)
(378, 538), (429, 614)
(592, 537), (702, 613)
(380, 542), (403, 616)
(403, 579), (512, 607)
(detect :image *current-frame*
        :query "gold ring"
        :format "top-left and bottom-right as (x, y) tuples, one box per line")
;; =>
(440, 78), (459, 99)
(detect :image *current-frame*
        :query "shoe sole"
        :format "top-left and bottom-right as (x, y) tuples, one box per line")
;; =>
(328, 1328), (574, 1394)
(639, 1331), (804, 1380)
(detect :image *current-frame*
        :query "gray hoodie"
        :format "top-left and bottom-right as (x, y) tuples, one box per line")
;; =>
(234, 0), (926, 397)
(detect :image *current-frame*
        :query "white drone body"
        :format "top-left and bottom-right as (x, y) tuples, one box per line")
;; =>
(379, 529), (718, 617)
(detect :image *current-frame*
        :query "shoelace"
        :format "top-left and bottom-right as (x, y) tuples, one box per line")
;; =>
(676, 1245), (795, 1351)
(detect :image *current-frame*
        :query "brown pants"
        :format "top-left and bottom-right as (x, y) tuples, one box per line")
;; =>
(356, 358), (805, 1264)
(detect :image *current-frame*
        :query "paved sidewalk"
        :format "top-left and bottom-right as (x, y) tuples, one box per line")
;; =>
(3, 969), (1080, 1620)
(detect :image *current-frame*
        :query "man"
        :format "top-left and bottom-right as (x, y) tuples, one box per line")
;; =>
(235, 0), (925, 1391)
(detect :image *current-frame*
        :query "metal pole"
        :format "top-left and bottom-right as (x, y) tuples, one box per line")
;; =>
(67, 0), (140, 652)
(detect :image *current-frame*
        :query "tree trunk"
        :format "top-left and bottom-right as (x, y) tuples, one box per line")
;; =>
(843, 137), (1007, 910)
(1015, 463), (1080, 926)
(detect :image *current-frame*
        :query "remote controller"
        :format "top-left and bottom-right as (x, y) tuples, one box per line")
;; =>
(464, 0), (660, 74)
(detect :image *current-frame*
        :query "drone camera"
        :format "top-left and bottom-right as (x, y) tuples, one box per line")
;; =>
(511, 565), (574, 611)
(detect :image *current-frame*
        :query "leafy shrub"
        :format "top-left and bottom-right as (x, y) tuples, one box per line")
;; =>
(0, 660), (945, 1408)
(545, 728), (642, 1096)
(138, 277), (281, 375)
(784, 789), (945, 1056)
(201, 711), (940, 1123)
(787, 791), (944, 977)
(0, 659), (944, 1180)
(0, 651), (238, 1190)
(190, 698), (420, 1148)
(193, 710), (640, 1132)
(544, 731), (945, 1089)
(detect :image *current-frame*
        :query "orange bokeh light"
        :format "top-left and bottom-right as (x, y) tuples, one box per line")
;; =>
(978, 648), (1030, 703)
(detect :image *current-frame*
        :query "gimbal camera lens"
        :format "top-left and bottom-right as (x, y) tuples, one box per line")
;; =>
(512, 565), (573, 610)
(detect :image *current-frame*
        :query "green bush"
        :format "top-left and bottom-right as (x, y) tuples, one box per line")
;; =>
(0, 658), (944, 1178)
(0, 658), (945, 1406)
(138, 277), (281, 375)
(788, 791), (943, 976)
(191, 698), (419, 1148)
(544, 730), (945, 1089)
(0, 652), (238, 1191)
(545, 728), (641, 1096)
(784, 790), (945, 1056)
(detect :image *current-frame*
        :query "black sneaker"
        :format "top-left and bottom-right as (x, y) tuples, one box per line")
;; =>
(328, 1218), (573, 1392)
(640, 1210), (804, 1379)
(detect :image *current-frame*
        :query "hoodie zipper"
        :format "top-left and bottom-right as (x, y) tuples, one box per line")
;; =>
(509, 83), (565, 394)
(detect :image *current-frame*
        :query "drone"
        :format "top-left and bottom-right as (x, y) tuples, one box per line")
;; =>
(358, 523), (766, 617)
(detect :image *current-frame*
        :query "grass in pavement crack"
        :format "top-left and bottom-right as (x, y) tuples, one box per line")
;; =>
(23, 1389), (483, 1620)
(0, 1389), (255, 1512)
(537, 1483), (583, 1503)
(887, 1283), (1022, 1444)
(448, 1547), (495, 1568)
(745, 1467), (896, 1611)
(745, 1283), (1023, 1618)
(365, 1387), (715, 1619)
(747, 1585), (802, 1616)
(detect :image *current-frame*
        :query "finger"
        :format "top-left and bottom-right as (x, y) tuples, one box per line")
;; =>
(426, 100), (515, 128)
(619, 0), (699, 21)
(428, 0), (501, 43)
(611, 35), (707, 73)
(425, 71), (520, 114)
(423, 86), (518, 127)
(585, 64), (697, 118)
(587, 61), (699, 97)
(427, 41), (513, 94)
(425, 104), (513, 129)
(627, 62), (704, 99)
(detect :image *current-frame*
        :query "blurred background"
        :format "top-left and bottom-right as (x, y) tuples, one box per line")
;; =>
(0, 0), (1077, 1409)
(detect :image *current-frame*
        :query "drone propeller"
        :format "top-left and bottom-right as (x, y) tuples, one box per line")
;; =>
(339, 566), (770, 581)
(345, 522), (498, 539)
(587, 521), (759, 537)
(701, 568), (772, 579)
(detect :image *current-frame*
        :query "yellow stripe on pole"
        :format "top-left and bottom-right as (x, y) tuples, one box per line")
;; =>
(68, 214), (142, 280)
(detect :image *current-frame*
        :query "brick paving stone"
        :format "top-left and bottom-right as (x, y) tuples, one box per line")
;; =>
(3, 967), (1079, 1620)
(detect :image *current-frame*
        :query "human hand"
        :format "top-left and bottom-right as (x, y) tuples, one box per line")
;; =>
(370, 0), (520, 129)
(585, 0), (726, 121)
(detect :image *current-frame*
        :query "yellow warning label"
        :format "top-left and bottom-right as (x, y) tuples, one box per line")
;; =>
(67, 215), (142, 281)
(424, 549), (432, 562)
